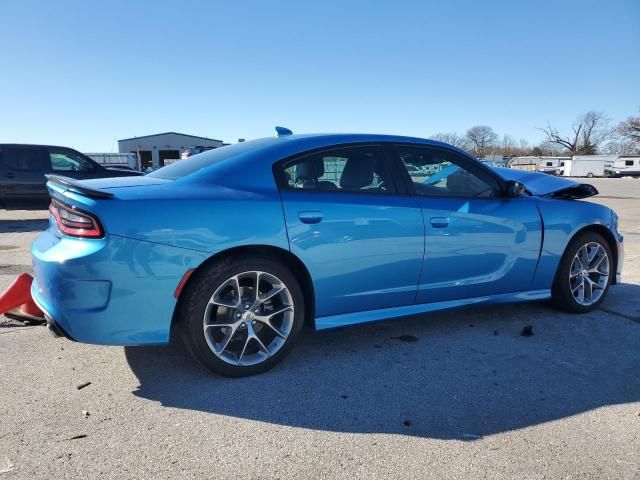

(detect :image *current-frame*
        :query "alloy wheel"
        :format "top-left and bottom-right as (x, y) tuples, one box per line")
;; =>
(569, 242), (610, 306)
(203, 271), (294, 366)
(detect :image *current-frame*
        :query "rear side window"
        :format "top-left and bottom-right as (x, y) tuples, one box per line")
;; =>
(625, 160), (634, 166)
(3, 147), (46, 171)
(281, 146), (395, 194)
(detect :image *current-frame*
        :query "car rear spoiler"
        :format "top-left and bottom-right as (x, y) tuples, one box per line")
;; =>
(45, 175), (114, 199)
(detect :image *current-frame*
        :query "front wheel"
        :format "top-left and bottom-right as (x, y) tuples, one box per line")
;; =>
(552, 231), (613, 313)
(178, 256), (305, 377)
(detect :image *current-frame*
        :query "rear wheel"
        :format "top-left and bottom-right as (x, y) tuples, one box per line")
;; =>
(552, 231), (613, 313)
(178, 256), (305, 377)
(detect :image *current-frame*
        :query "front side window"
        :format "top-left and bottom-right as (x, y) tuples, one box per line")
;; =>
(49, 149), (96, 172)
(396, 146), (499, 198)
(282, 146), (395, 194)
(4, 147), (46, 171)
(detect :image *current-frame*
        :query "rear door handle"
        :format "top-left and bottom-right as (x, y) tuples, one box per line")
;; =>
(5, 172), (14, 178)
(430, 217), (449, 228)
(298, 211), (323, 224)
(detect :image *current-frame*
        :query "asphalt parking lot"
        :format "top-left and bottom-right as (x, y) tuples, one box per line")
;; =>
(1, 179), (639, 479)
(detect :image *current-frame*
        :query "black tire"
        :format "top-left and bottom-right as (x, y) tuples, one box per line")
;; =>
(552, 231), (613, 313)
(177, 255), (305, 377)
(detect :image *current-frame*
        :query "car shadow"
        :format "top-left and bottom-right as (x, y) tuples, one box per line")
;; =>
(0, 218), (49, 233)
(125, 291), (640, 440)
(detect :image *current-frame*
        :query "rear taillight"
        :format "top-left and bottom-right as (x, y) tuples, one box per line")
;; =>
(49, 200), (104, 238)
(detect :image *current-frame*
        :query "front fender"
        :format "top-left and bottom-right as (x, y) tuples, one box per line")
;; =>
(530, 197), (614, 290)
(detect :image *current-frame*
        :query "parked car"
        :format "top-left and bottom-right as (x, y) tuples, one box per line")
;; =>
(31, 132), (623, 377)
(0, 144), (143, 207)
(181, 146), (216, 160)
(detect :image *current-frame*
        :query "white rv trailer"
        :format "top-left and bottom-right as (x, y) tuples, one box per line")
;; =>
(561, 155), (615, 178)
(508, 156), (569, 174)
(536, 157), (571, 175)
(608, 156), (640, 177)
(508, 156), (541, 172)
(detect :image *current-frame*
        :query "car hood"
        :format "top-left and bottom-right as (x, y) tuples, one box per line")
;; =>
(493, 167), (598, 199)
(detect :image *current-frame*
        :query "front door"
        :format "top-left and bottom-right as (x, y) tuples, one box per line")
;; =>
(391, 144), (542, 303)
(277, 144), (424, 322)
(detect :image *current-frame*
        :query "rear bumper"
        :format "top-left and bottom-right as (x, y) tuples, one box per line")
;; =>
(31, 228), (208, 345)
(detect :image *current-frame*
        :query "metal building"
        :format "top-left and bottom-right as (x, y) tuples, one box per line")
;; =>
(118, 132), (224, 170)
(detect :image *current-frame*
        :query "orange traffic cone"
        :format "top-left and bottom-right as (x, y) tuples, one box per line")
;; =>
(0, 273), (44, 321)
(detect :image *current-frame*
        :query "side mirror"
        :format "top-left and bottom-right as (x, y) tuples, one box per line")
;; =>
(505, 180), (525, 198)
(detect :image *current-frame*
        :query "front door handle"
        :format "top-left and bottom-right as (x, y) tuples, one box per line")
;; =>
(298, 211), (323, 224)
(430, 217), (449, 228)
(6, 172), (14, 178)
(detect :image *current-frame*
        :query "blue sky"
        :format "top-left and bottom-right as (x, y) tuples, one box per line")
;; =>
(1, 0), (638, 151)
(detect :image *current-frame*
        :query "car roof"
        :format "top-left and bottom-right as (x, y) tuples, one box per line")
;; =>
(229, 133), (460, 157)
(271, 132), (442, 145)
(0, 143), (80, 150)
(241, 133), (470, 162)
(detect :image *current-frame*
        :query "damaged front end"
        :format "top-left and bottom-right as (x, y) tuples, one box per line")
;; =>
(493, 167), (599, 200)
(546, 183), (599, 200)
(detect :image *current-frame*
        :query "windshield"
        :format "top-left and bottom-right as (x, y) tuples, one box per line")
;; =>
(148, 137), (280, 180)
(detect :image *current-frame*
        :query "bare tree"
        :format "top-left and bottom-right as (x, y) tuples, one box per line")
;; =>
(429, 132), (469, 150)
(518, 138), (530, 152)
(617, 113), (640, 144)
(500, 134), (518, 156)
(540, 111), (611, 154)
(602, 139), (638, 155)
(465, 126), (498, 158)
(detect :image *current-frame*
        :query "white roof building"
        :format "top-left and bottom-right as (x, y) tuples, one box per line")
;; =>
(118, 132), (224, 169)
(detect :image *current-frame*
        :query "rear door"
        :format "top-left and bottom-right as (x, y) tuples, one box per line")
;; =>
(277, 144), (425, 324)
(0, 145), (50, 206)
(391, 144), (543, 303)
(47, 147), (105, 179)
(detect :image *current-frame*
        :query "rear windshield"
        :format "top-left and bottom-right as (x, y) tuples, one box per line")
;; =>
(148, 137), (280, 180)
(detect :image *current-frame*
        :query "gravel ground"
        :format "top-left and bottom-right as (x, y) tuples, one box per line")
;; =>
(0, 178), (639, 479)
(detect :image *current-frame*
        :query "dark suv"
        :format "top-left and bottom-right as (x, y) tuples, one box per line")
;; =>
(0, 144), (143, 207)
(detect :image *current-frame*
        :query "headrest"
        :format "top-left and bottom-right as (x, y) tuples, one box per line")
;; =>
(295, 157), (324, 181)
(340, 154), (374, 190)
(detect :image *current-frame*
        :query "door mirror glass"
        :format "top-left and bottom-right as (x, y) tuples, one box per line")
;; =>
(505, 180), (525, 197)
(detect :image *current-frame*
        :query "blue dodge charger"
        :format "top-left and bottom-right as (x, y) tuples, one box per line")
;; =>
(31, 130), (623, 376)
